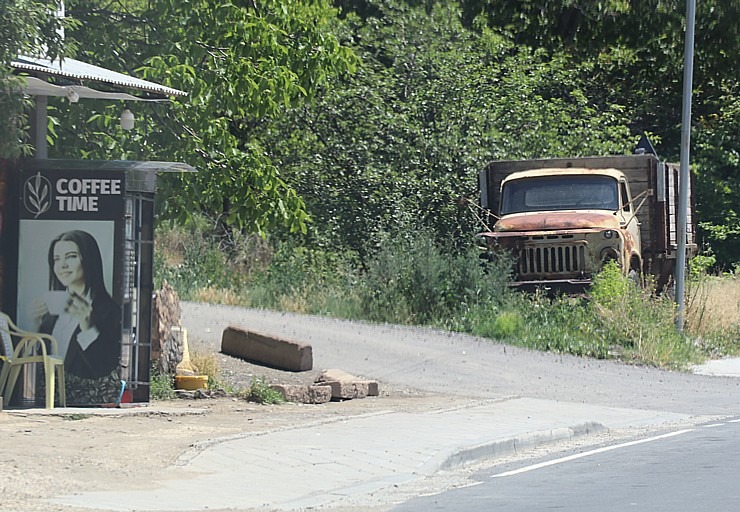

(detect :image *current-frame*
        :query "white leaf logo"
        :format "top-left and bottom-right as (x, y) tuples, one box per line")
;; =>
(24, 172), (52, 218)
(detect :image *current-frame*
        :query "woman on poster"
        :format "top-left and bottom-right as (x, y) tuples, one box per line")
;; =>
(31, 229), (121, 404)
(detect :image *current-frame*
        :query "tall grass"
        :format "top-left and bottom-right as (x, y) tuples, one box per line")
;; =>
(154, 216), (270, 299)
(686, 275), (740, 357)
(154, 221), (737, 369)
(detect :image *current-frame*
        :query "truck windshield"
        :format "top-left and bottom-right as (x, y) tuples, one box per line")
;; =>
(500, 175), (620, 215)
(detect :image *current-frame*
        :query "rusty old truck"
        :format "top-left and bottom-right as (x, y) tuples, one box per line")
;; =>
(478, 153), (697, 292)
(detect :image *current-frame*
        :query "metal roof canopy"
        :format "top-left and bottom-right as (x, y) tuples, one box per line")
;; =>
(11, 55), (188, 159)
(12, 55), (186, 99)
(23, 159), (196, 172)
(22, 76), (169, 102)
(23, 159), (196, 194)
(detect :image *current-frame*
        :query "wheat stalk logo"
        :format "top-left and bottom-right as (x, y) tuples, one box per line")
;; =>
(25, 172), (51, 218)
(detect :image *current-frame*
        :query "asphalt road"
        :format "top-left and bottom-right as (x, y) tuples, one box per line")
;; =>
(181, 301), (740, 415)
(391, 417), (740, 512)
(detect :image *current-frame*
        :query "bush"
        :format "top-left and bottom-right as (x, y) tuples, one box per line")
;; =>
(488, 311), (525, 340)
(247, 241), (363, 316)
(154, 220), (235, 298)
(150, 368), (175, 400)
(589, 261), (698, 367)
(152, 220), (721, 369)
(519, 292), (610, 358)
(246, 378), (285, 405)
(359, 231), (513, 325)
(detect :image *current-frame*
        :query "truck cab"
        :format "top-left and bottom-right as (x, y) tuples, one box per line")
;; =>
(484, 168), (642, 291)
(479, 154), (697, 292)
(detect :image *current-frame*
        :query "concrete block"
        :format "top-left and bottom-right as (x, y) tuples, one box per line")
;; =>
(270, 384), (332, 404)
(315, 369), (379, 398)
(316, 381), (372, 400)
(0, 396), (3, 412)
(221, 326), (312, 372)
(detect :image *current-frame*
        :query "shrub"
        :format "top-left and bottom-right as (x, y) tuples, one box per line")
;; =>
(519, 292), (609, 358)
(488, 311), (525, 340)
(246, 378), (285, 405)
(150, 368), (176, 400)
(154, 221), (235, 298)
(359, 231), (513, 325)
(589, 261), (698, 368)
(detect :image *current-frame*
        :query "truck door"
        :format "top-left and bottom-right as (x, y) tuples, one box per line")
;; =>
(618, 178), (641, 257)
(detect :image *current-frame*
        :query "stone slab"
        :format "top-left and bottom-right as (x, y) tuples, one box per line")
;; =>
(315, 369), (380, 398)
(316, 381), (371, 400)
(221, 326), (312, 372)
(270, 384), (332, 404)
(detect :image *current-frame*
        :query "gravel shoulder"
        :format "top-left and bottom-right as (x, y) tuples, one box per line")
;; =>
(1, 392), (473, 512)
(1, 300), (738, 512)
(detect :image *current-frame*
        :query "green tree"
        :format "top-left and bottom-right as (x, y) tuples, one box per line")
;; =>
(0, 0), (68, 158)
(52, 0), (358, 235)
(260, 0), (633, 262)
(460, 0), (740, 267)
(693, 89), (740, 267)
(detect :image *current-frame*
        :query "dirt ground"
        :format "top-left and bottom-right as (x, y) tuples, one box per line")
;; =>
(0, 354), (466, 512)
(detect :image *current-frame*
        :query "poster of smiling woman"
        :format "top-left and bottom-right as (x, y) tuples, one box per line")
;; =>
(17, 167), (125, 406)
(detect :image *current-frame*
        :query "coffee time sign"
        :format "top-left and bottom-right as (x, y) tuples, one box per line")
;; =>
(16, 165), (127, 406)
(23, 171), (124, 217)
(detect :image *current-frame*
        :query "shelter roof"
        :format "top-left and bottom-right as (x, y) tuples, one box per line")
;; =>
(12, 55), (186, 99)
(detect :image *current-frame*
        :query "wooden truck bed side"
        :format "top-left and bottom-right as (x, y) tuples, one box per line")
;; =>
(479, 154), (696, 260)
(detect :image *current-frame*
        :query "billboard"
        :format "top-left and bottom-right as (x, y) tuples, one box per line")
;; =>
(17, 167), (125, 406)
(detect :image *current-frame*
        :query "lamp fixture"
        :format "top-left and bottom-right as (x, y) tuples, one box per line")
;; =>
(65, 88), (79, 103)
(120, 108), (134, 131)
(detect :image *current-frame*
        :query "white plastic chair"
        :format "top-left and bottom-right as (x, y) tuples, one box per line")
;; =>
(0, 312), (66, 409)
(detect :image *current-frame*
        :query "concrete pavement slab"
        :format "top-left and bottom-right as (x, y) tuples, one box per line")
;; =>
(50, 397), (692, 512)
(692, 357), (740, 377)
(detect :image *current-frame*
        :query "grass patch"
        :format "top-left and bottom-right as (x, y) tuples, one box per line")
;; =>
(243, 377), (285, 405)
(686, 273), (740, 357)
(590, 262), (698, 367)
(192, 287), (248, 307)
(154, 221), (736, 370)
(150, 368), (176, 400)
(190, 351), (222, 390)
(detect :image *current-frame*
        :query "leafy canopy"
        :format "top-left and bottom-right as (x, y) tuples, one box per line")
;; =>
(0, 0), (69, 158)
(53, 0), (358, 235)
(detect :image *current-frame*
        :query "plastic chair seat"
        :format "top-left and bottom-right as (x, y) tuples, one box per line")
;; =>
(0, 312), (66, 409)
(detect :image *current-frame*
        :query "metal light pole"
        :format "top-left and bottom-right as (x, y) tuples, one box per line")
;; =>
(675, 0), (696, 331)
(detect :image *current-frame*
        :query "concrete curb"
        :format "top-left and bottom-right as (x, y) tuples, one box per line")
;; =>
(437, 421), (607, 471)
(3, 406), (208, 418)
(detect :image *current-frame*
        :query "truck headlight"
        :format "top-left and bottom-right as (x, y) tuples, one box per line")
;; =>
(600, 247), (620, 262)
(602, 230), (616, 240)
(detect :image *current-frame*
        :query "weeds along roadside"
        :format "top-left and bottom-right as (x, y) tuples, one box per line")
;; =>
(150, 353), (285, 404)
(153, 221), (739, 377)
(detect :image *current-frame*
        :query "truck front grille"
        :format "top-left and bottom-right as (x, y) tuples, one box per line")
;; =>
(517, 244), (587, 277)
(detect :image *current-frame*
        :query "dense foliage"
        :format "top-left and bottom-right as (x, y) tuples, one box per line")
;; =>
(53, 0), (358, 235)
(0, 0), (69, 158)
(156, 219), (737, 369)
(260, 0), (635, 262)
(8, 0), (739, 267)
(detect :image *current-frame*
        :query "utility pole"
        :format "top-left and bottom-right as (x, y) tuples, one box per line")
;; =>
(676, 0), (696, 331)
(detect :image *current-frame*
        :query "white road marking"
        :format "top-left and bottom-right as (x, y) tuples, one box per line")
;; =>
(702, 423), (725, 428)
(729, 419), (740, 423)
(491, 429), (695, 478)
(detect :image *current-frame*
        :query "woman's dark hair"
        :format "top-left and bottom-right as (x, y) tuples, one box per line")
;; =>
(48, 230), (110, 302)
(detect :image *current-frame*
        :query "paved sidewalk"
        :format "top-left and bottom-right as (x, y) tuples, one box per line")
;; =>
(49, 397), (691, 512)
(692, 357), (740, 378)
